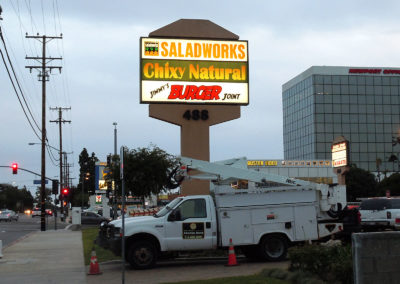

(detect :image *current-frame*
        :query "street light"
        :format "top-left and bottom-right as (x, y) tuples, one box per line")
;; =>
(28, 142), (60, 152)
(113, 122), (117, 156)
(81, 172), (90, 208)
(112, 122), (118, 219)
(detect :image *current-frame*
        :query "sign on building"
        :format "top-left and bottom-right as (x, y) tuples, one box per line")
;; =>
(332, 141), (348, 168)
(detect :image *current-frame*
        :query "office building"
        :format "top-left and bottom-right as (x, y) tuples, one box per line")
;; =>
(282, 66), (400, 173)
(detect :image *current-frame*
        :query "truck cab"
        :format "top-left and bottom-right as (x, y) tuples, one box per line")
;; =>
(98, 195), (217, 269)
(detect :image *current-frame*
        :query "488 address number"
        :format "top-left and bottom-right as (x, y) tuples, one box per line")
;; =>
(183, 110), (209, 121)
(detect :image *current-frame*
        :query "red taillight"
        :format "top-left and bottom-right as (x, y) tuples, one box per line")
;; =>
(357, 211), (361, 224)
(395, 218), (400, 224)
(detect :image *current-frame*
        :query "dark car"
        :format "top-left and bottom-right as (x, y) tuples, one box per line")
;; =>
(81, 212), (109, 225)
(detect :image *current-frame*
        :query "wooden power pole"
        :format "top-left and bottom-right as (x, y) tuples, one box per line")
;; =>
(25, 34), (62, 231)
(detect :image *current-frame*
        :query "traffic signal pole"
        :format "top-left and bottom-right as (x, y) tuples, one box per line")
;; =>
(25, 34), (62, 231)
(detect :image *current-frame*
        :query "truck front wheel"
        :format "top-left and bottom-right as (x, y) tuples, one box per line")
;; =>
(127, 241), (157, 269)
(259, 235), (287, 261)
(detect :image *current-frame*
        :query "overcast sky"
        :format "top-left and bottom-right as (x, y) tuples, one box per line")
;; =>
(1, 0), (400, 194)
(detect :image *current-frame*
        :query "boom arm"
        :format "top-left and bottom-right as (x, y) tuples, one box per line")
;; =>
(178, 156), (312, 186)
(177, 156), (347, 215)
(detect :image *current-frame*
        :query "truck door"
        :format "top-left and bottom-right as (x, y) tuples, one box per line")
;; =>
(165, 198), (215, 250)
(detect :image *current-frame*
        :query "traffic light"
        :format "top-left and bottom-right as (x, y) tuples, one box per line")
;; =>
(11, 163), (18, 174)
(52, 180), (59, 194)
(62, 187), (69, 196)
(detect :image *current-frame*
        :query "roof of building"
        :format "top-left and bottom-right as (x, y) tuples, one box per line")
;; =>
(149, 19), (239, 40)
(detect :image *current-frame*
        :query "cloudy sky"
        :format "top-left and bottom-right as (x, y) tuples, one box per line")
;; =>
(1, 0), (400, 194)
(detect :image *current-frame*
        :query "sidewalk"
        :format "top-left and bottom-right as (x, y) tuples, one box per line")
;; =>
(0, 229), (86, 284)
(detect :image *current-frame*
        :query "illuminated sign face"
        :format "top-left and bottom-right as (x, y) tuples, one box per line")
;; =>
(140, 38), (249, 105)
(247, 160), (278, 166)
(332, 142), (348, 168)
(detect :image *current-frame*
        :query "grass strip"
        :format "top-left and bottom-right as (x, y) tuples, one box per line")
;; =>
(82, 227), (121, 265)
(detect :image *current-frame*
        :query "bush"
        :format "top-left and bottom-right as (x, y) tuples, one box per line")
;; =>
(288, 244), (353, 284)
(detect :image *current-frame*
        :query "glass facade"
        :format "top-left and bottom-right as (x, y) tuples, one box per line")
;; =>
(283, 67), (400, 173)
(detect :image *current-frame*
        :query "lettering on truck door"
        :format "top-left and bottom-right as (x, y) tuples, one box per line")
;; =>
(164, 198), (214, 250)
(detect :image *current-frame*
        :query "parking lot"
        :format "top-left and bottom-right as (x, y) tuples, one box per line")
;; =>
(87, 258), (289, 284)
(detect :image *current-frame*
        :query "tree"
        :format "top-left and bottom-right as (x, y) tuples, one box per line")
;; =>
(345, 166), (378, 202)
(0, 184), (34, 211)
(107, 145), (179, 198)
(34, 186), (53, 206)
(78, 148), (98, 196)
(378, 173), (400, 196)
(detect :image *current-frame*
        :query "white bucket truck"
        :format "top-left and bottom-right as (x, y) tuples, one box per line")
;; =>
(97, 157), (347, 269)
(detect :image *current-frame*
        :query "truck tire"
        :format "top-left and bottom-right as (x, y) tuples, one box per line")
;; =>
(259, 235), (287, 261)
(242, 246), (260, 260)
(127, 241), (157, 269)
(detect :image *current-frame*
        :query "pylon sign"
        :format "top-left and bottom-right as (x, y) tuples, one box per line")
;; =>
(140, 38), (249, 105)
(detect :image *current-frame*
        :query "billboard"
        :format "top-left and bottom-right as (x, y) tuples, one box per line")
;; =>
(95, 162), (111, 192)
(140, 38), (249, 105)
(332, 141), (348, 168)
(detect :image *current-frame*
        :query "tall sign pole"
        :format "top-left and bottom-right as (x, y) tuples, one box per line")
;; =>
(26, 34), (62, 231)
(141, 19), (248, 195)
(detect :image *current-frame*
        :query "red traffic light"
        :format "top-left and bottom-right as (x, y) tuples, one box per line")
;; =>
(11, 163), (18, 174)
(62, 188), (69, 195)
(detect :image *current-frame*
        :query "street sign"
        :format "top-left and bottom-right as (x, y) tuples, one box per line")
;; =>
(33, 180), (48, 185)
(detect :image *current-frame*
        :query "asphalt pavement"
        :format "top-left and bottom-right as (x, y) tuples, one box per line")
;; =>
(90, 258), (289, 284)
(0, 221), (289, 284)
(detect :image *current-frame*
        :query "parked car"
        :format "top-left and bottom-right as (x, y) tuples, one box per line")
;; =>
(81, 212), (110, 225)
(32, 207), (54, 217)
(32, 207), (41, 217)
(359, 198), (400, 231)
(0, 210), (19, 222)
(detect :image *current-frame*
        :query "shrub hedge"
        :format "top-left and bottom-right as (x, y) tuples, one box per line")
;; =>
(288, 244), (353, 284)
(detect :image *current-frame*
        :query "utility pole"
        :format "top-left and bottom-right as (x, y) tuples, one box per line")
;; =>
(50, 107), (71, 220)
(112, 122), (117, 219)
(26, 34), (62, 231)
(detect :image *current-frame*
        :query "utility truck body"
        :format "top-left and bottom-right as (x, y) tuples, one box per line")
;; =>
(97, 157), (347, 269)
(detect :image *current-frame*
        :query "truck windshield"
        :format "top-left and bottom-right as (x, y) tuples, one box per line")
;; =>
(154, 198), (183, 217)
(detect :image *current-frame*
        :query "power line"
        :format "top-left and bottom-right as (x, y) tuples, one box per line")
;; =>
(0, 29), (42, 132)
(0, 46), (41, 140)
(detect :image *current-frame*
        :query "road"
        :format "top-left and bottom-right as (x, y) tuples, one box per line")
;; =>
(0, 214), (67, 248)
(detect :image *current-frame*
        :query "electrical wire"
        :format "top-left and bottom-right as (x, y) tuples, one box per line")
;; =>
(0, 29), (42, 132)
(0, 47), (41, 140)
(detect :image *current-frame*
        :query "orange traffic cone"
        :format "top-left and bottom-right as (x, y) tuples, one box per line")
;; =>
(226, 238), (239, 266)
(88, 248), (102, 275)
